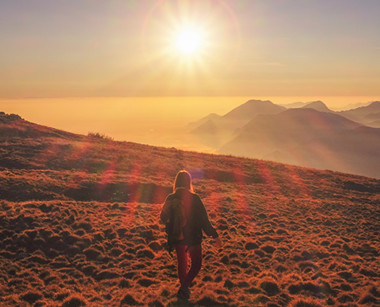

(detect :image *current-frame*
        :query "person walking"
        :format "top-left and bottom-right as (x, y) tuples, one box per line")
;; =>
(160, 170), (222, 301)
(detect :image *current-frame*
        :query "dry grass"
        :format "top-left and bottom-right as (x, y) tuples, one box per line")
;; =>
(0, 112), (379, 306)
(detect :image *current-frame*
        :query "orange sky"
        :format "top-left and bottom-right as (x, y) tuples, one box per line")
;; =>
(0, 0), (379, 99)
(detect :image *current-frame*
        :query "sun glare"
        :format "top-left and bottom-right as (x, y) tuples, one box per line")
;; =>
(175, 29), (202, 55)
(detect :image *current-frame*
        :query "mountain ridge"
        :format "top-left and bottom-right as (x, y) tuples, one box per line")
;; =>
(190, 99), (288, 148)
(219, 108), (380, 178)
(302, 100), (333, 113)
(339, 101), (380, 127)
(222, 99), (286, 120)
(190, 100), (380, 178)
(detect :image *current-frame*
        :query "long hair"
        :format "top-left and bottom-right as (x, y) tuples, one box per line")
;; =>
(173, 170), (193, 192)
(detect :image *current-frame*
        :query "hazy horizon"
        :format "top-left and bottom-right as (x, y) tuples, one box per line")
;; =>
(1, 95), (379, 152)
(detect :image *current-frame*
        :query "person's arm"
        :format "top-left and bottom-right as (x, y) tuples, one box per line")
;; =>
(198, 196), (219, 239)
(160, 195), (172, 224)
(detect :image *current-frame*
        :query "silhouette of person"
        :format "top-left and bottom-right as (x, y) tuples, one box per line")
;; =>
(160, 170), (222, 301)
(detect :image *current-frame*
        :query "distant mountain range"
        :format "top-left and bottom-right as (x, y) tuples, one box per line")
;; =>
(282, 100), (334, 113)
(338, 101), (380, 128)
(190, 100), (380, 178)
(281, 101), (372, 111)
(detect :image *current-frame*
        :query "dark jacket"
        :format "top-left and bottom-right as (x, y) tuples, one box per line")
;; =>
(160, 188), (218, 246)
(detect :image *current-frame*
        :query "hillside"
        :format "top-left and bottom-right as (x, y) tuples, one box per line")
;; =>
(0, 112), (379, 306)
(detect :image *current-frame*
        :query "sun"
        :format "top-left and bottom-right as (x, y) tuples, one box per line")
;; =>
(174, 29), (202, 55)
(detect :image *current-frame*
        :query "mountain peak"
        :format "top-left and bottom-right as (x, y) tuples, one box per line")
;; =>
(245, 99), (274, 105)
(223, 99), (285, 120)
(302, 101), (332, 112)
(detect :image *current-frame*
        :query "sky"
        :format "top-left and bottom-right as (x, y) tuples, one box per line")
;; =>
(1, 0), (380, 99)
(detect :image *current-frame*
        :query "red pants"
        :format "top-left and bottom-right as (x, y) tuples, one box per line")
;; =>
(175, 244), (202, 288)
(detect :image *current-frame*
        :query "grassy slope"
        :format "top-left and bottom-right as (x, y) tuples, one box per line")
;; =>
(0, 113), (379, 306)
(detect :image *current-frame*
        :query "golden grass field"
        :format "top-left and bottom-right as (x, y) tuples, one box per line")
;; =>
(0, 113), (379, 306)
